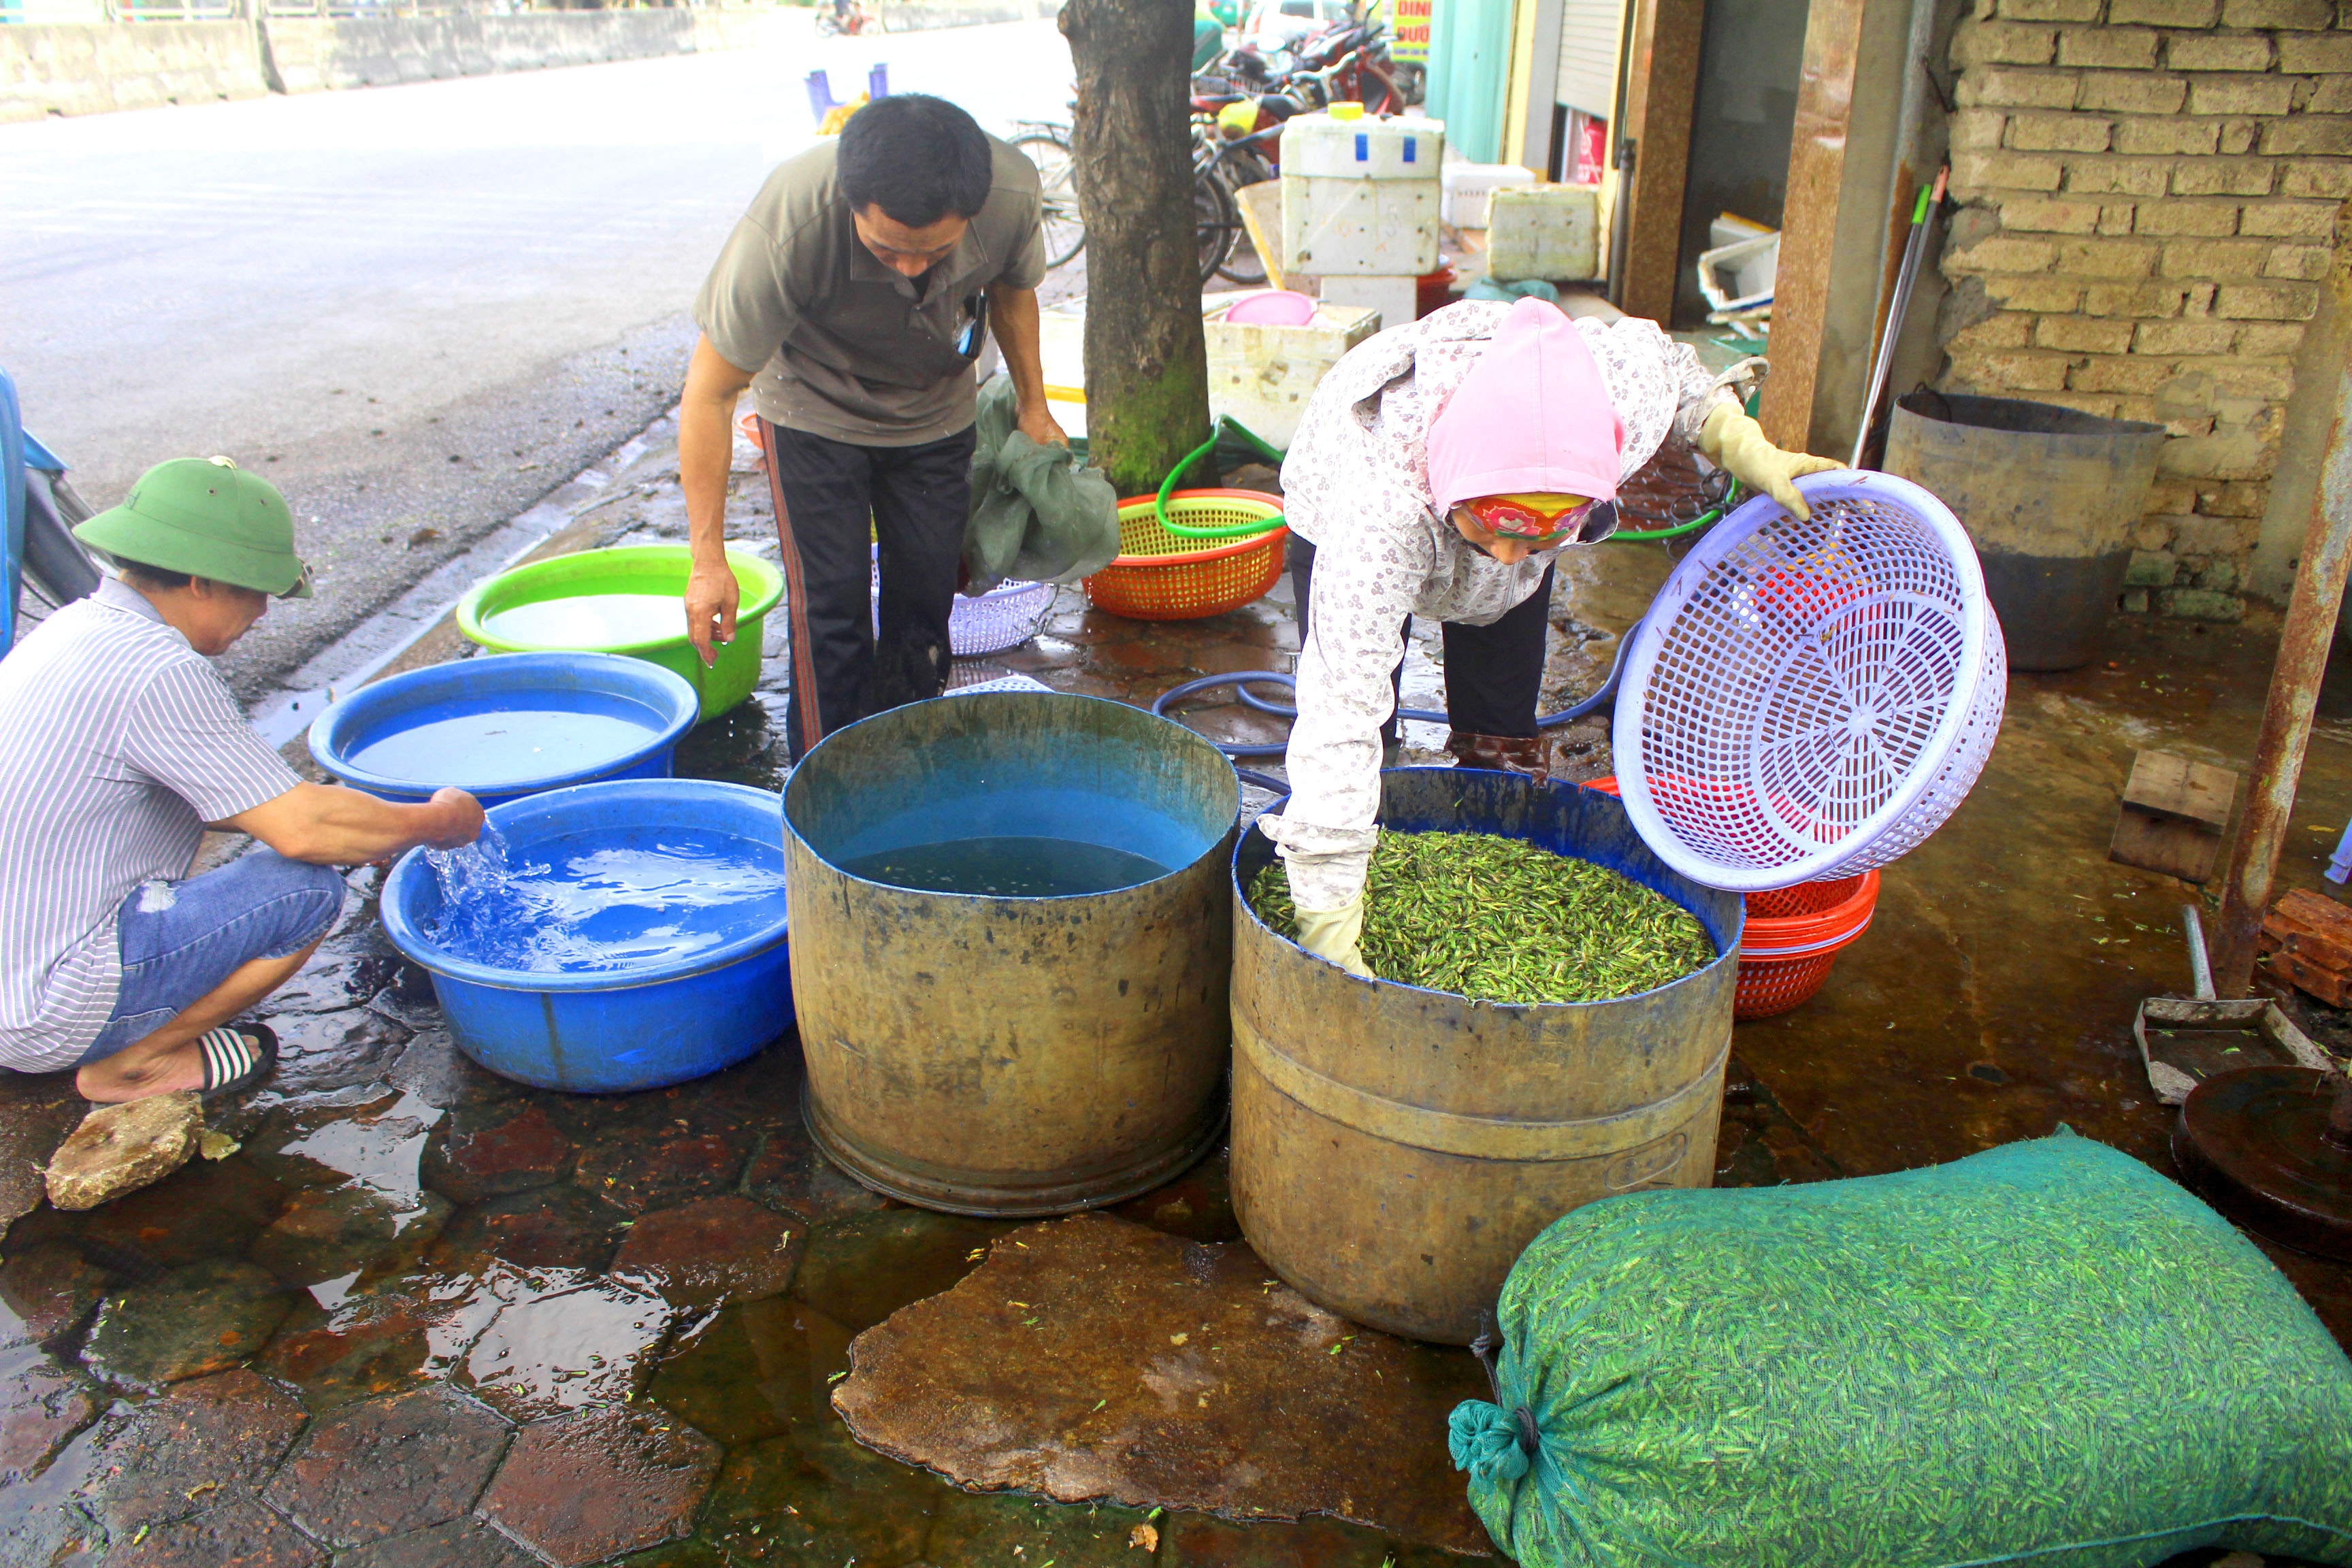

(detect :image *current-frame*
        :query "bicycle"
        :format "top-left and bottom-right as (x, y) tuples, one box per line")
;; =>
(1009, 126), (1085, 272)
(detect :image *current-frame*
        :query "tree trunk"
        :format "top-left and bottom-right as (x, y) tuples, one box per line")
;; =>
(1060, 0), (1215, 497)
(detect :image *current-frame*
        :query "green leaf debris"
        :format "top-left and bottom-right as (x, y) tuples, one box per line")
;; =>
(1248, 829), (1714, 1004)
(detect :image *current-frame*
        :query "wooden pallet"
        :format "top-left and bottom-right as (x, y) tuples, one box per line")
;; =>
(2259, 887), (2352, 1008)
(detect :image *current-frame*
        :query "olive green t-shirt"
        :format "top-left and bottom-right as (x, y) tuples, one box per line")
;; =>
(694, 136), (1047, 447)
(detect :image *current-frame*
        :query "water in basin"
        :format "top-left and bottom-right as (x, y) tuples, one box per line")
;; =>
(351, 707), (657, 790)
(427, 822), (789, 973)
(480, 593), (686, 649)
(838, 836), (1170, 898)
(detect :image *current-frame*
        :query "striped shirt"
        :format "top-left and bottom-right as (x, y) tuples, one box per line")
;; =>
(0, 578), (299, 1072)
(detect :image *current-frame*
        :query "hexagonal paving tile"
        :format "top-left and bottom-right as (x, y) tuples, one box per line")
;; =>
(262, 1386), (510, 1547)
(458, 1275), (675, 1422)
(103, 1497), (326, 1567)
(421, 1104), (575, 1205)
(572, 1128), (751, 1215)
(476, 1405), (722, 1566)
(248, 1185), (453, 1290)
(428, 1186), (630, 1274)
(0, 1243), (110, 1348)
(610, 1194), (804, 1309)
(73, 1156), (291, 1272)
(268, 1008), (413, 1097)
(334, 1516), (540, 1568)
(82, 1260), (292, 1387)
(0, 1345), (97, 1483)
(74, 1367), (306, 1535)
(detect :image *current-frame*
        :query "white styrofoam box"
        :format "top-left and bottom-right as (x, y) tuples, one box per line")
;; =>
(1441, 163), (1538, 229)
(1202, 293), (1382, 450)
(1313, 275), (1418, 335)
(1697, 230), (1778, 313)
(1485, 184), (1602, 282)
(1710, 212), (1773, 250)
(1281, 111), (1445, 278)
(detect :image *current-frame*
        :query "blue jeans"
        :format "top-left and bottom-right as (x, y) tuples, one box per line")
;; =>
(78, 849), (346, 1066)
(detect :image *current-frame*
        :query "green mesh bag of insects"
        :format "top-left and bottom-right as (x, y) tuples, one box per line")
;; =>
(1449, 1129), (2352, 1568)
(1246, 830), (1713, 1002)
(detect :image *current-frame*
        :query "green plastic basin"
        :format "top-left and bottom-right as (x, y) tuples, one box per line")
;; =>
(456, 545), (784, 721)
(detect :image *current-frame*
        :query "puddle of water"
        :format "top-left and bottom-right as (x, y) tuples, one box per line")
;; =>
(460, 1272), (675, 1419)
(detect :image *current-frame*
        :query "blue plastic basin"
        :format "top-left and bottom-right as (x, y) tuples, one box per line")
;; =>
(309, 651), (700, 809)
(380, 778), (794, 1093)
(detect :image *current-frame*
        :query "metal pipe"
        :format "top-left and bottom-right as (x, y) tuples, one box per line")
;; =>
(2183, 903), (2215, 1000)
(1851, 167), (1946, 471)
(2210, 346), (2352, 995)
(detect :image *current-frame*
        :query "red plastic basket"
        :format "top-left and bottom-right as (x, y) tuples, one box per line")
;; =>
(1084, 490), (1289, 621)
(1583, 777), (1879, 1019)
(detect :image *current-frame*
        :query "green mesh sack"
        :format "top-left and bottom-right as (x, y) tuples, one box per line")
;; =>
(1448, 1130), (2352, 1568)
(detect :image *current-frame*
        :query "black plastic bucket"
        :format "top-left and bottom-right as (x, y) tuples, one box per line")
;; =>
(1884, 391), (2164, 671)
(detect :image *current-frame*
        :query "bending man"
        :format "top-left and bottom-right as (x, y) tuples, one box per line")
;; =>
(681, 93), (1063, 760)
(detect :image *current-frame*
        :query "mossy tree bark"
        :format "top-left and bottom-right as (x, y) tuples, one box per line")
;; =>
(1059, 0), (1215, 497)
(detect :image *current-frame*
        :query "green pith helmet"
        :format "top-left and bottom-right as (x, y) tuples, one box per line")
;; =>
(75, 457), (313, 599)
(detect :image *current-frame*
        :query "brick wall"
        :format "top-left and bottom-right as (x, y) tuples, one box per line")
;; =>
(1938, 0), (2352, 621)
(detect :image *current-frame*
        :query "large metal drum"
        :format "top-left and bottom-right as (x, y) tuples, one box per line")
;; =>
(1231, 770), (1744, 1343)
(783, 691), (1238, 1216)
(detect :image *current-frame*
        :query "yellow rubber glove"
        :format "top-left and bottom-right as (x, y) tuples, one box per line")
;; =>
(1699, 404), (1844, 521)
(1294, 898), (1373, 979)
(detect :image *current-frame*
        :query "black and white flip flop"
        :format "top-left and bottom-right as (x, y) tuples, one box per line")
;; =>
(197, 1023), (279, 1099)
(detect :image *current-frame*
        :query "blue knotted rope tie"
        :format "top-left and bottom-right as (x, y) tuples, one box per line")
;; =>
(1448, 1399), (1534, 1484)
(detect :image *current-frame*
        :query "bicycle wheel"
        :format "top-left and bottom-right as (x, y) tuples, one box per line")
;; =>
(1011, 133), (1085, 270)
(1212, 156), (1271, 287)
(1194, 169), (1239, 284)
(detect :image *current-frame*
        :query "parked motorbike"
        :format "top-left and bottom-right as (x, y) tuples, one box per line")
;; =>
(1, 369), (103, 659)
(815, 0), (881, 38)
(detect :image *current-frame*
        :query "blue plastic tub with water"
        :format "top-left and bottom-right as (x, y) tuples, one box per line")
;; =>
(380, 777), (794, 1093)
(309, 651), (700, 810)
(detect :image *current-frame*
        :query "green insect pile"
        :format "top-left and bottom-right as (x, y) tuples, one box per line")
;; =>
(1248, 829), (1715, 1004)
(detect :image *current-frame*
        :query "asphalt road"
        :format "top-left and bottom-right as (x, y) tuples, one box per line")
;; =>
(0, 19), (1077, 698)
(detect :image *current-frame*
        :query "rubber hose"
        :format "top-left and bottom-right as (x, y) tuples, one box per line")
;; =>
(1152, 613), (1642, 762)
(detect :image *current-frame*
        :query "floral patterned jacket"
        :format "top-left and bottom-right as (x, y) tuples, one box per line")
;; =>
(1260, 299), (1755, 913)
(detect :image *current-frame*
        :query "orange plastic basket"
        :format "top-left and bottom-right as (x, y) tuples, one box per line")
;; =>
(1584, 778), (1878, 1019)
(1083, 490), (1289, 621)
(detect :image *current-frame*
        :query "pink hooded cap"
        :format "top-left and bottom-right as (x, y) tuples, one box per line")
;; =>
(1425, 297), (1625, 512)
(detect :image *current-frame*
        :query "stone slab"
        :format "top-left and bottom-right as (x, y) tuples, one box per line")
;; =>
(611, 1194), (804, 1309)
(44, 1094), (203, 1212)
(832, 1213), (1491, 1556)
(476, 1405), (721, 1566)
(82, 1260), (292, 1388)
(263, 1385), (510, 1546)
(74, 1366), (308, 1534)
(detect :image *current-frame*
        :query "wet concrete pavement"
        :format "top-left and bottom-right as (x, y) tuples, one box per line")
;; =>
(4, 446), (2351, 1565)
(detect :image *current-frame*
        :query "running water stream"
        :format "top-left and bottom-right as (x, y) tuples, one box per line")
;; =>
(424, 823), (791, 974)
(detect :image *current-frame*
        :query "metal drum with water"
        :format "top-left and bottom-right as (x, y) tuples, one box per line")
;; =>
(1230, 768), (1744, 1344)
(783, 691), (1239, 1216)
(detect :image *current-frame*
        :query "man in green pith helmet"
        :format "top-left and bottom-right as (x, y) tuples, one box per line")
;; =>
(0, 457), (484, 1106)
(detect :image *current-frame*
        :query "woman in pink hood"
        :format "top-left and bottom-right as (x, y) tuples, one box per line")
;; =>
(1261, 295), (1836, 975)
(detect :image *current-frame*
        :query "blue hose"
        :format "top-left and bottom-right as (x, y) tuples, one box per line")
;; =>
(1152, 614), (1644, 764)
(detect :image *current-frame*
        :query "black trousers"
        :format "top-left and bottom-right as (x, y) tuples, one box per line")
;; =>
(760, 419), (978, 762)
(1290, 538), (1554, 742)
